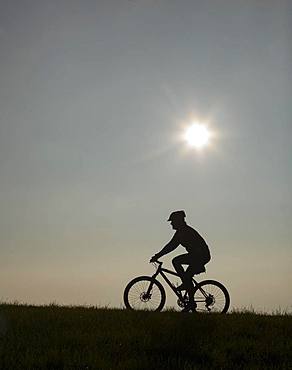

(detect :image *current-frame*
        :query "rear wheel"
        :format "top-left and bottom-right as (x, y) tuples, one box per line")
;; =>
(124, 276), (166, 311)
(193, 279), (230, 313)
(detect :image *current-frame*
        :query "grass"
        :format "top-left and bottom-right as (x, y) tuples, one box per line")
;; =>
(0, 303), (291, 369)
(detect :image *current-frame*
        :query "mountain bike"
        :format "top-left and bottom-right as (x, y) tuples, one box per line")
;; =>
(123, 261), (230, 313)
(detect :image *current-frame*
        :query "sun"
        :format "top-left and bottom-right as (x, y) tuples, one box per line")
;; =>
(185, 123), (210, 149)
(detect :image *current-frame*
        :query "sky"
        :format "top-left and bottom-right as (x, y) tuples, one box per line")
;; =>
(0, 0), (291, 312)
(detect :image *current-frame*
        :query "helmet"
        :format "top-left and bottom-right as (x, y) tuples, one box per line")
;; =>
(167, 210), (186, 222)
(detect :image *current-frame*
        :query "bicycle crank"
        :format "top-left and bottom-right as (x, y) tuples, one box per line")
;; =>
(177, 295), (189, 308)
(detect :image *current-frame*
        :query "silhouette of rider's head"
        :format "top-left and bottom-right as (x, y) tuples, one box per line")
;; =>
(167, 210), (186, 230)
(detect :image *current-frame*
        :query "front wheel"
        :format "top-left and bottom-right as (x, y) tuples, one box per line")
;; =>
(193, 279), (230, 313)
(123, 276), (166, 311)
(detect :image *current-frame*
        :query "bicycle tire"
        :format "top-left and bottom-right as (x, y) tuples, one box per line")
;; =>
(193, 279), (230, 313)
(123, 276), (166, 311)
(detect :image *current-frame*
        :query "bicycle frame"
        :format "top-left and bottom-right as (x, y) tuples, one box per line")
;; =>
(149, 261), (209, 303)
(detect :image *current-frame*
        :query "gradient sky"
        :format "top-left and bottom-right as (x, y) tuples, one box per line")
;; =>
(0, 0), (291, 312)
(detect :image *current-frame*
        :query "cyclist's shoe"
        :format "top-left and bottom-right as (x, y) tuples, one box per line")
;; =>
(181, 302), (197, 313)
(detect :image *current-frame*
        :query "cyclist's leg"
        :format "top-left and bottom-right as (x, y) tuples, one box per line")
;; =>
(184, 257), (208, 307)
(172, 254), (190, 281)
(184, 265), (197, 299)
(173, 255), (197, 310)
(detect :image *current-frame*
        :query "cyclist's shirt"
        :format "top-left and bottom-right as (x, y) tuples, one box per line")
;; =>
(169, 225), (211, 263)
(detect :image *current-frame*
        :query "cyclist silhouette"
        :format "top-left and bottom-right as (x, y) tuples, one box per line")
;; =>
(150, 210), (211, 312)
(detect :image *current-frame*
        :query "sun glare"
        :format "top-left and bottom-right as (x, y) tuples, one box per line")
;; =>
(185, 123), (210, 149)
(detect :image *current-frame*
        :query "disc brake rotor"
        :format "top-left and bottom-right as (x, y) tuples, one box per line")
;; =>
(140, 292), (151, 302)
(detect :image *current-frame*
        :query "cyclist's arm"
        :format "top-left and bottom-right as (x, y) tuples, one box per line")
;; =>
(154, 234), (180, 259)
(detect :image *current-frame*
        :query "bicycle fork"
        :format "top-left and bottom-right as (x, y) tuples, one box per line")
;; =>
(145, 271), (160, 298)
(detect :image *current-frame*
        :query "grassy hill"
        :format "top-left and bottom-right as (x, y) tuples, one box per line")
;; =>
(0, 303), (291, 369)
